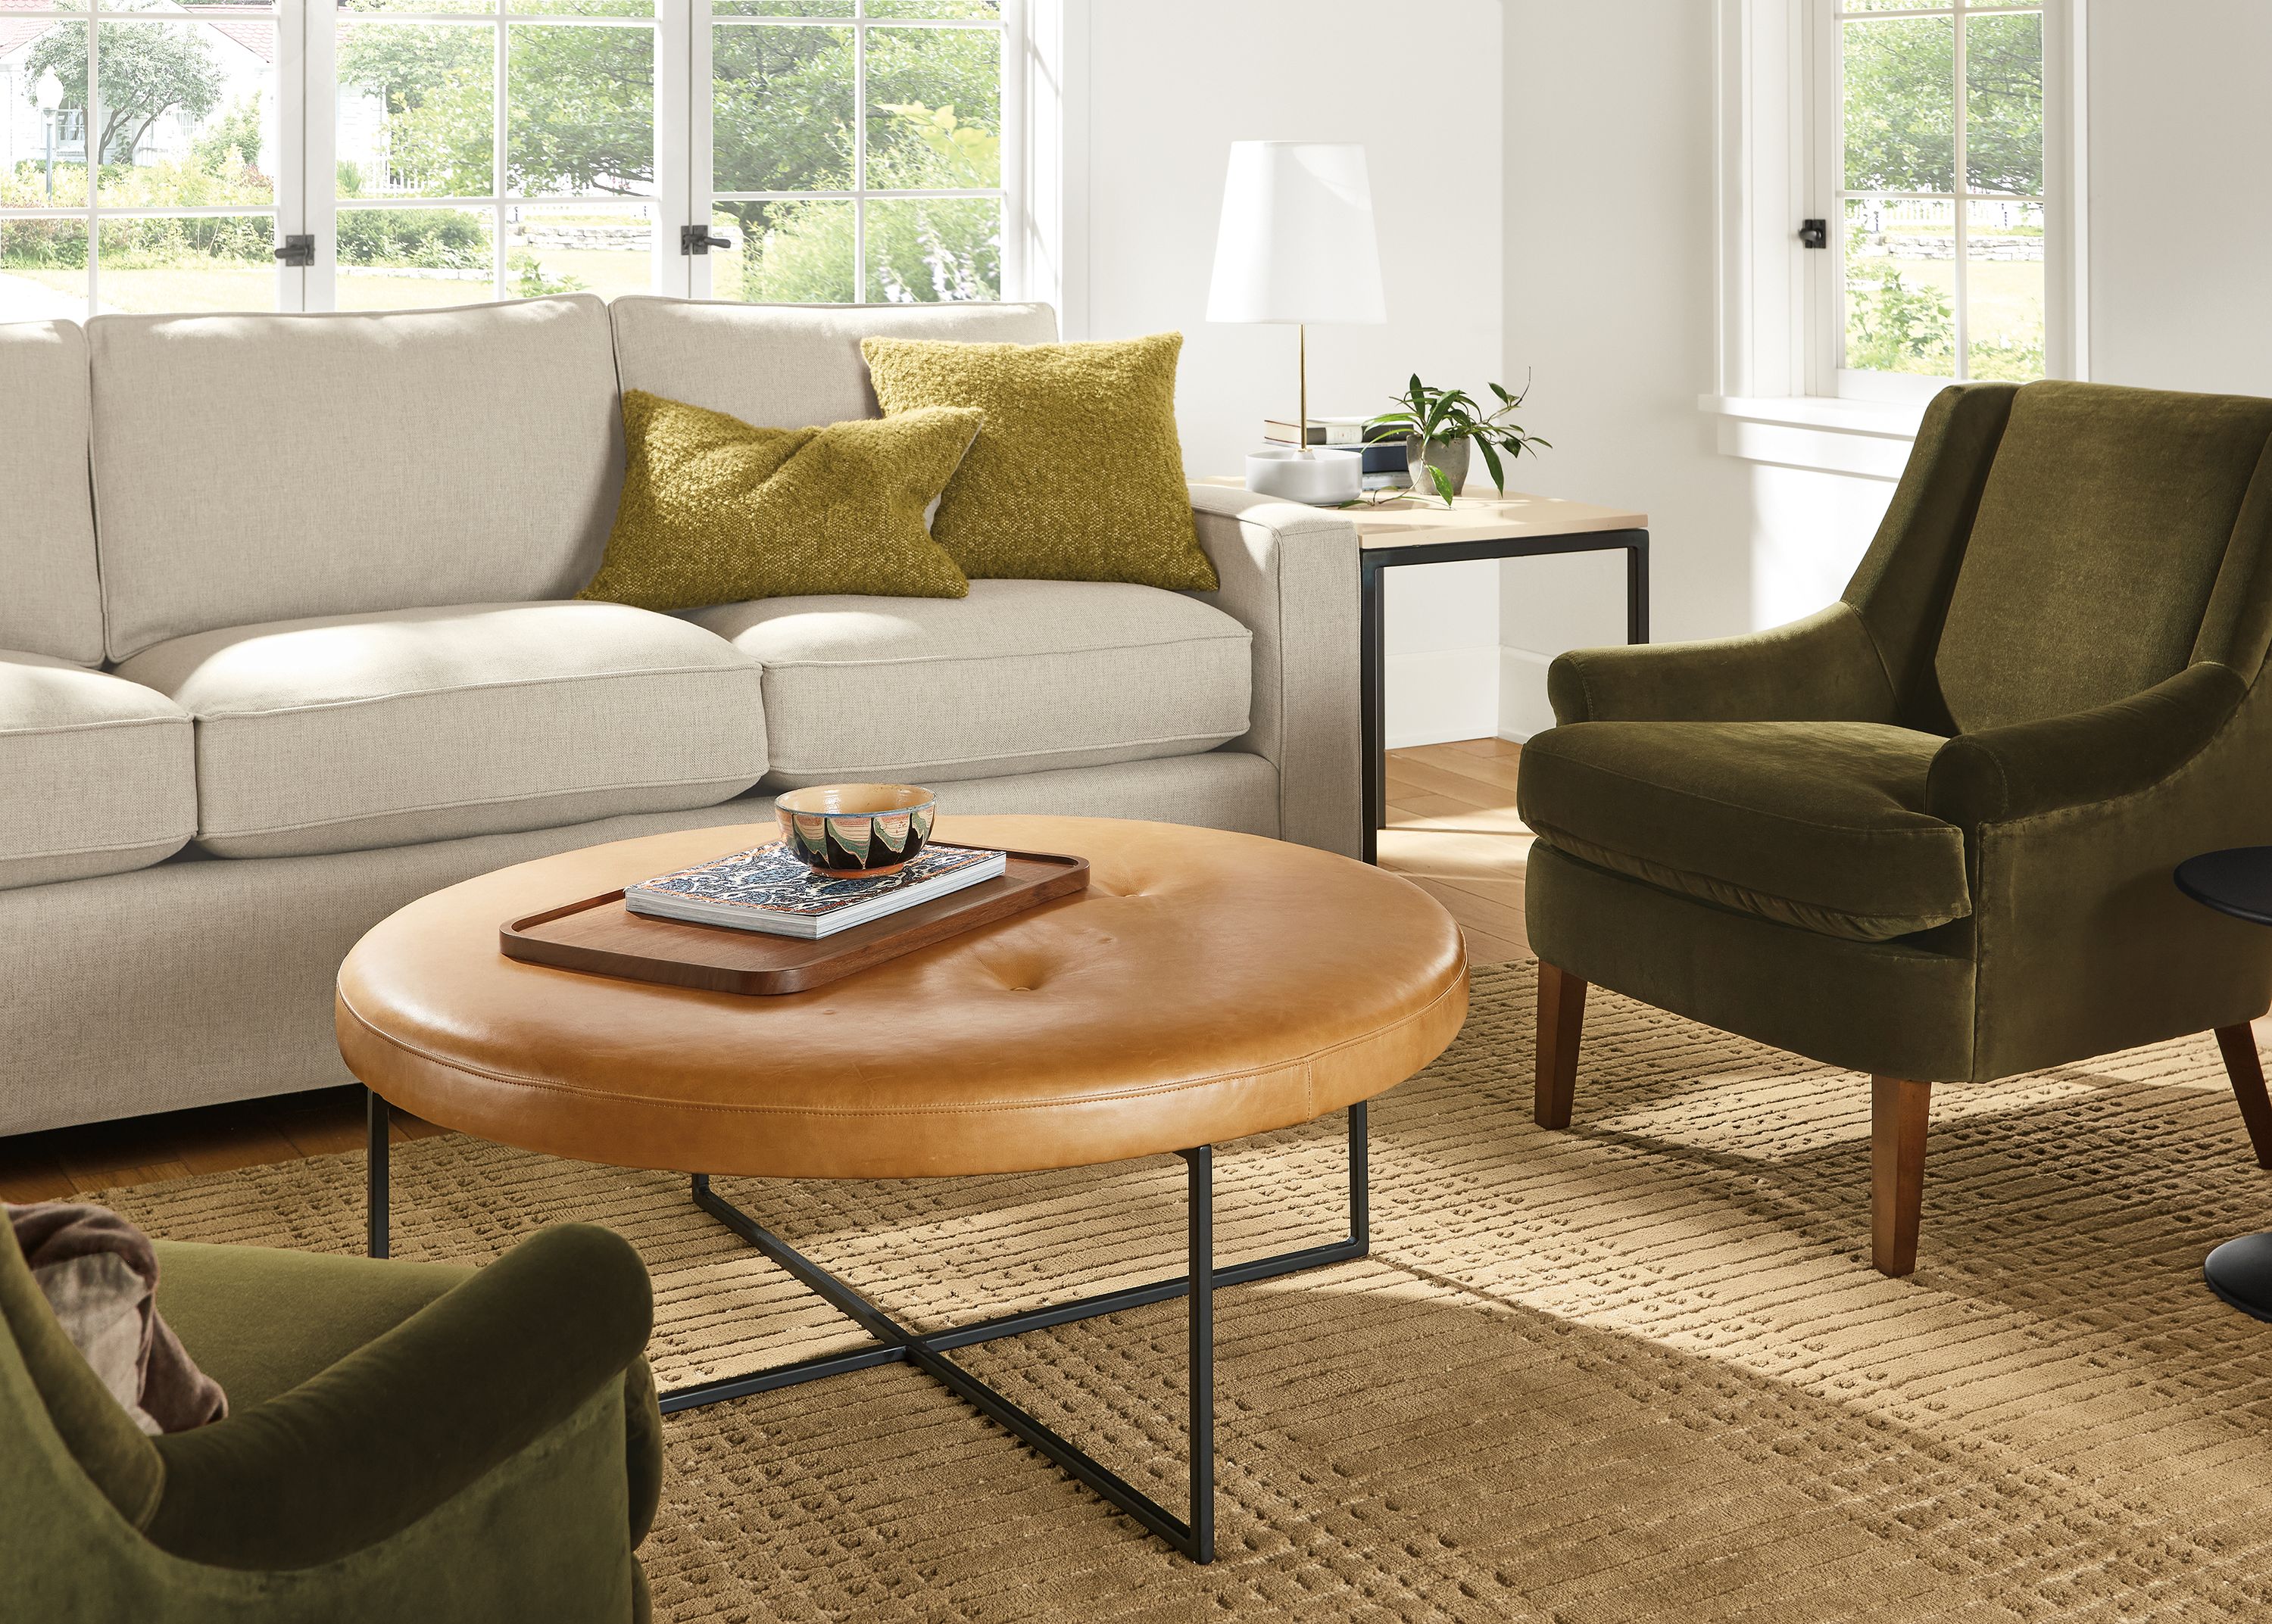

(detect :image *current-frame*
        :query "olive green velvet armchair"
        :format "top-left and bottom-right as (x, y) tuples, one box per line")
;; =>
(1517, 379), (2272, 1276)
(0, 1217), (663, 1621)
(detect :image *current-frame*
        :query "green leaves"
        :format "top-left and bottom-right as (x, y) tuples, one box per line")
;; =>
(1367, 370), (1550, 501)
(1477, 435), (1504, 495)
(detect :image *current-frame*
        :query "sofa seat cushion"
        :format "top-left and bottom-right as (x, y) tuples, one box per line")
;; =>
(116, 603), (768, 859)
(1516, 719), (1971, 942)
(690, 579), (1252, 787)
(0, 653), (195, 890)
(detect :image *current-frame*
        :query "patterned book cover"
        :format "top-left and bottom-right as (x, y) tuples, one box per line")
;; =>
(626, 842), (1002, 920)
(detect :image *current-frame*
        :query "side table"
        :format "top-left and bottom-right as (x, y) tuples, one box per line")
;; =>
(2174, 845), (2272, 1321)
(1202, 481), (1650, 864)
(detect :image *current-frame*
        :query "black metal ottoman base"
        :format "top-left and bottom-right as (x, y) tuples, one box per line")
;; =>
(367, 1096), (1371, 1563)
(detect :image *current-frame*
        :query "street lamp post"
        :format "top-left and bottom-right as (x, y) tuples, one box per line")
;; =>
(35, 69), (64, 205)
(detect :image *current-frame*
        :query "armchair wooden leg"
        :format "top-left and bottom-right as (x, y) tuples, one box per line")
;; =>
(2214, 1024), (2272, 1170)
(1535, 963), (1587, 1130)
(1871, 1077), (1932, 1277)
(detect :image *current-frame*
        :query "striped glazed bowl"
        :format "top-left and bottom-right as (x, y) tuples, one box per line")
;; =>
(774, 783), (938, 877)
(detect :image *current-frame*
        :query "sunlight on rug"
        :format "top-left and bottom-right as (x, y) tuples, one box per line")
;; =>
(85, 962), (2272, 1621)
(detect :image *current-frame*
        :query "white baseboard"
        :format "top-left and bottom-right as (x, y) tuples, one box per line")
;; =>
(1386, 646), (1500, 750)
(1497, 647), (1556, 741)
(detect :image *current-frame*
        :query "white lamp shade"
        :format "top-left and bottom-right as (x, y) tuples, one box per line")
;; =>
(1206, 141), (1385, 326)
(35, 69), (64, 111)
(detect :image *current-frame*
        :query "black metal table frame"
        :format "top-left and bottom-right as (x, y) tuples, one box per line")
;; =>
(1360, 528), (1650, 865)
(365, 1092), (1369, 1564)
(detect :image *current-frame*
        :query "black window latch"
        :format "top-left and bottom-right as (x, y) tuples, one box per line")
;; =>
(274, 234), (315, 267)
(1798, 218), (1828, 250)
(680, 226), (734, 256)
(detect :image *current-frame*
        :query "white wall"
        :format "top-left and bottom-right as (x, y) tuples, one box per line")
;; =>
(1497, 0), (1894, 739)
(1067, 0), (1508, 747)
(2086, 1), (2272, 394)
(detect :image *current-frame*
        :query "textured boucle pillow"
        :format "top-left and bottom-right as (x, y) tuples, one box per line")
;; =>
(858, 331), (1218, 591)
(579, 391), (981, 612)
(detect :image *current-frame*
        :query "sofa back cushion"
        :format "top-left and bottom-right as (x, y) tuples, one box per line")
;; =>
(0, 321), (105, 665)
(89, 295), (623, 662)
(1934, 380), (2272, 732)
(608, 298), (1057, 430)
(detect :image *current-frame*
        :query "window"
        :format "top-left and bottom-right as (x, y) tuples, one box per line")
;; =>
(0, 1), (286, 321)
(332, 0), (661, 310)
(0, 0), (1022, 321)
(701, 2), (1008, 307)
(1824, 0), (2049, 394)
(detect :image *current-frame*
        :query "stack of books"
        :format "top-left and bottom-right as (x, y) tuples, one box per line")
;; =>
(626, 843), (1006, 939)
(1262, 414), (1410, 489)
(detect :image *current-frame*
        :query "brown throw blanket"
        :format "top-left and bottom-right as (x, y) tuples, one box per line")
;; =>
(7, 1202), (226, 1434)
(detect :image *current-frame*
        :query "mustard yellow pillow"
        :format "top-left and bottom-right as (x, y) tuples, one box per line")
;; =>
(859, 332), (1218, 591)
(579, 391), (980, 612)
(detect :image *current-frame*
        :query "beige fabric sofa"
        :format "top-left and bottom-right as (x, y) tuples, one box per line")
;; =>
(0, 295), (1362, 1136)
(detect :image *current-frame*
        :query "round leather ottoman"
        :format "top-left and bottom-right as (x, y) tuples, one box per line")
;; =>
(337, 815), (1468, 1180)
(335, 815), (1468, 1562)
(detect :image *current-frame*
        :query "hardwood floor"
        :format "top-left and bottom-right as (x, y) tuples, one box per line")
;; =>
(0, 743), (1534, 1203)
(1377, 737), (1532, 967)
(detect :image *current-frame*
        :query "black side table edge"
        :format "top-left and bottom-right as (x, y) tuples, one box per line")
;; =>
(1359, 527), (1649, 865)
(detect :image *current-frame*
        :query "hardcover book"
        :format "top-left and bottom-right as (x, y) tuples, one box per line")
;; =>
(625, 843), (1007, 939)
(1262, 415), (1399, 447)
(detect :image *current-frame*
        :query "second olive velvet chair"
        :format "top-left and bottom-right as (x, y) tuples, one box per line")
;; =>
(0, 1218), (663, 1621)
(1516, 379), (2272, 1276)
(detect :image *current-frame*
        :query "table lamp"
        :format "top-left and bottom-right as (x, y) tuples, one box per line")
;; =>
(1207, 141), (1386, 505)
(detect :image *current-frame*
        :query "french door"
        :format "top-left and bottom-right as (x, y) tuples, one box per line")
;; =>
(0, 0), (1016, 323)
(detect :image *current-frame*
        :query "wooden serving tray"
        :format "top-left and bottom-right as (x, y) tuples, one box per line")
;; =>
(499, 846), (1089, 996)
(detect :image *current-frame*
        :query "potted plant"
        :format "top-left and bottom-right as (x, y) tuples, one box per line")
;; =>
(1369, 375), (1550, 507)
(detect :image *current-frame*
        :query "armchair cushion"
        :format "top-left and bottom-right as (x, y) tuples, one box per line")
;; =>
(1518, 719), (1970, 941)
(1933, 382), (2272, 731)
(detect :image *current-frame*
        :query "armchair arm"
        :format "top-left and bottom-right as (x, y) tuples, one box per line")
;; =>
(1925, 661), (2248, 830)
(1188, 485), (1362, 857)
(1546, 602), (1900, 726)
(143, 1223), (653, 1572)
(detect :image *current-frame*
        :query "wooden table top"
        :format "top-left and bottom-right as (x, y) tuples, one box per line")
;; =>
(1197, 478), (1647, 548)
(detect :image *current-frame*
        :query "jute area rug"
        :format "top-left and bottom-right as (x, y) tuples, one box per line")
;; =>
(86, 962), (2272, 1622)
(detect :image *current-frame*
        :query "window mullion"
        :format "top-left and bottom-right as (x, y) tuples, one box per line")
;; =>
(852, 11), (866, 303)
(1951, 0), (1969, 378)
(493, 12), (509, 301)
(84, 11), (97, 315)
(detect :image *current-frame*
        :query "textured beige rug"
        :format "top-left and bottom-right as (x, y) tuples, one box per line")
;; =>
(86, 962), (2272, 1621)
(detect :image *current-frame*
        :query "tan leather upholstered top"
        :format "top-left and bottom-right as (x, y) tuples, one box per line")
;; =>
(335, 816), (1468, 1180)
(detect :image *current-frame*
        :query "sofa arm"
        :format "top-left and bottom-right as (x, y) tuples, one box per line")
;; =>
(1925, 662), (2248, 831)
(143, 1223), (654, 1572)
(1189, 485), (1363, 857)
(1547, 603), (1901, 726)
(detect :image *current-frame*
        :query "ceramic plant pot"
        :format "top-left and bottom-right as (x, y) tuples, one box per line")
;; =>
(775, 783), (938, 877)
(1404, 436), (1471, 499)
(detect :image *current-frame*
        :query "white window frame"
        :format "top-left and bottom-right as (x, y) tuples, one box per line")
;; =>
(307, 5), (669, 312)
(684, 0), (1026, 304)
(1703, 0), (2086, 472)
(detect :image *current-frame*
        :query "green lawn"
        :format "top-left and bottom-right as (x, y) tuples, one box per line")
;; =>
(1847, 244), (2046, 379)
(8, 246), (654, 315)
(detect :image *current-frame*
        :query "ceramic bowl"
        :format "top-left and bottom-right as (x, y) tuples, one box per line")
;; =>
(774, 783), (938, 876)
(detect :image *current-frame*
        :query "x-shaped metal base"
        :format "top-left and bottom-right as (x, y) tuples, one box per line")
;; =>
(367, 1096), (1369, 1563)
